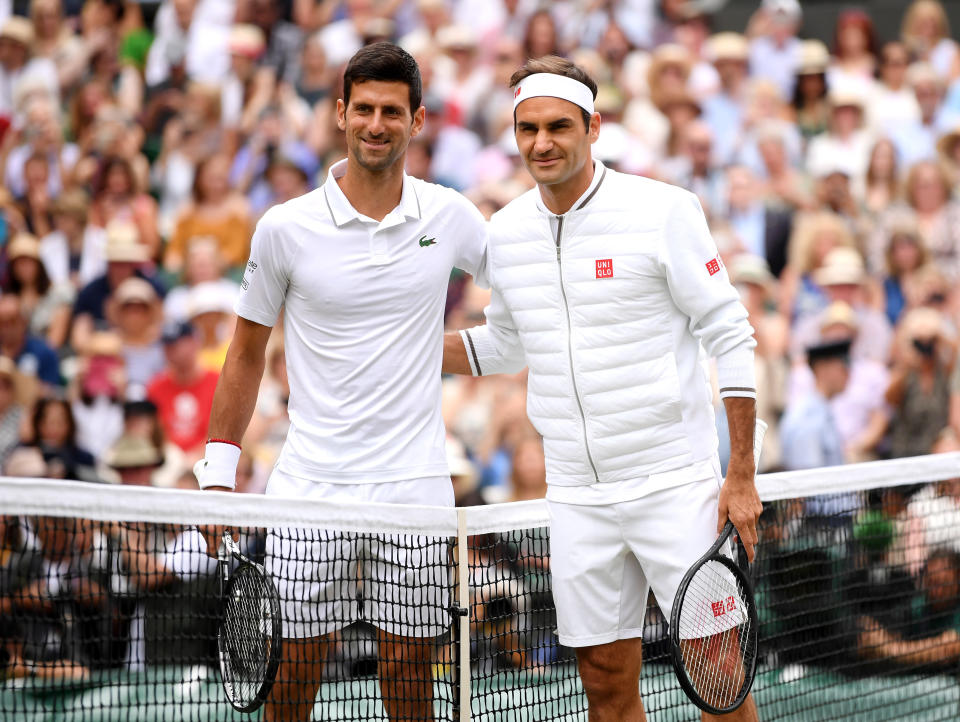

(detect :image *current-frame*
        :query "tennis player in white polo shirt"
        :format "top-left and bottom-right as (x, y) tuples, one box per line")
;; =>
(444, 57), (762, 721)
(195, 44), (486, 721)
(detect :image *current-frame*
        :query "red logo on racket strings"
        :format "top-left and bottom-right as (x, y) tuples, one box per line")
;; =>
(706, 255), (724, 276)
(711, 596), (737, 618)
(596, 259), (613, 278)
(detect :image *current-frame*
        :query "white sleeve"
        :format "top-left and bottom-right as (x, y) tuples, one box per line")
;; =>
(453, 200), (490, 288)
(460, 283), (526, 377)
(660, 191), (757, 399)
(234, 212), (292, 327)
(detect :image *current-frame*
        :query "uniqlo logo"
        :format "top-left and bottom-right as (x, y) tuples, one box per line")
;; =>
(726, 596), (736, 612)
(596, 259), (613, 278)
(706, 257), (721, 276)
(711, 601), (726, 618)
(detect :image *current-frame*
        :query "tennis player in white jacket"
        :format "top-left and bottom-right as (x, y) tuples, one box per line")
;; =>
(443, 57), (762, 722)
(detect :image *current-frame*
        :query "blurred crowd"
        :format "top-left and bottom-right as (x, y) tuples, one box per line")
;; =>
(1, 0), (960, 687)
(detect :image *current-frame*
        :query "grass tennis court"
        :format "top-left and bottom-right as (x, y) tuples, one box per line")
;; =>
(5, 663), (959, 721)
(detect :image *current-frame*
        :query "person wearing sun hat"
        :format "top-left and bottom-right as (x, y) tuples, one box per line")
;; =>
(805, 85), (873, 183)
(702, 32), (751, 165)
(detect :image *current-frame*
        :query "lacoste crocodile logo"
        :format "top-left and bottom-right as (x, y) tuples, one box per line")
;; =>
(418, 235), (437, 247)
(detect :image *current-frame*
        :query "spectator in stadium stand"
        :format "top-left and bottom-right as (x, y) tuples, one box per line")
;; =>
(70, 330), (126, 463)
(902, 430), (960, 576)
(0, 293), (60, 389)
(29, 396), (97, 481)
(876, 218), (929, 326)
(953, 356), (960, 441)
(791, 246), (893, 364)
(88, 156), (160, 261)
(858, 547), (960, 669)
(147, 320), (218, 461)
(870, 42), (921, 135)
(828, 9), (879, 92)
(936, 124), (960, 189)
(780, 213), (852, 321)
(884, 307), (955, 460)
(701, 32), (750, 167)
(805, 88), (872, 188)
(256, 154), (312, 218)
(900, 0), (960, 82)
(723, 164), (792, 278)
(790, 39), (830, 141)
(860, 138), (902, 221)
(164, 152), (253, 274)
(2, 94), (77, 201)
(780, 337), (851, 472)
(145, 0), (228, 90)
(119, 399), (186, 489)
(18, 152), (54, 237)
(746, 0), (802, 102)
(787, 301), (890, 464)
(754, 121), (814, 213)
(0, 15), (57, 120)
(39, 188), (107, 289)
(891, 160), (960, 282)
(889, 63), (956, 167)
(659, 120), (724, 218)
(0, 355), (30, 468)
(105, 277), (165, 391)
(241, 0), (303, 84)
(443, 56), (762, 721)
(185, 280), (235, 372)
(70, 220), (165, 354)
(2, 232), (74, 349)
(447, 434), (484, 508)
(162, 236), (239, 323)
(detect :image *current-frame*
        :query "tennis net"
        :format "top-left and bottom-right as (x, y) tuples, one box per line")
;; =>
(2, 450), (960, 721)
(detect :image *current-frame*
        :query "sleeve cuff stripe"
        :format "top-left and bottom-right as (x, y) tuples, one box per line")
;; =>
(719, 387), (756, 394)
(464, 330), (483, 376)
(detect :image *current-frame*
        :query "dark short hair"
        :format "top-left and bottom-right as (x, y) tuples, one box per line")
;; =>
(342, 42), (422, 114)
(509, 56), (598, 130)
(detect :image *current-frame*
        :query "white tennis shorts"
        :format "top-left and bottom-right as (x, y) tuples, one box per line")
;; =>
(264, 469), (454, 640)
(548, 471), (735, 647)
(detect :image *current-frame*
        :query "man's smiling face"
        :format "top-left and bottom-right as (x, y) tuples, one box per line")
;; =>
(338, 79), (425, 173)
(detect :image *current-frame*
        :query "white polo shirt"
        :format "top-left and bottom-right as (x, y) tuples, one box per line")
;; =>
(236, 159), (487, 485)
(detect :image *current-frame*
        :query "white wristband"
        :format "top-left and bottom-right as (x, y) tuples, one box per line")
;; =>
(194, 441), (241, 490)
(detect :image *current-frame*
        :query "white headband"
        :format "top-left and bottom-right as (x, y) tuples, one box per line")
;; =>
(512, 73), (595, 115)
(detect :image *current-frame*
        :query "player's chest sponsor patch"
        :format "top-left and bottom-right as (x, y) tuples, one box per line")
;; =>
(595, 259), (613, 278)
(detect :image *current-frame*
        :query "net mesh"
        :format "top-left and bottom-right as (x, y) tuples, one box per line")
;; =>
(2, 451), (960, 721)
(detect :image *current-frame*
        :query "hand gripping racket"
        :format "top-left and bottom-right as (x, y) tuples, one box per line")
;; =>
(217, 531), (283, 712)
(669, 419), (766, 715)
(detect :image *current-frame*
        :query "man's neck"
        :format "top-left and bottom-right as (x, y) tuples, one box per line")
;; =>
(539, 160), (596, 216)
(337, 157), (405, 222)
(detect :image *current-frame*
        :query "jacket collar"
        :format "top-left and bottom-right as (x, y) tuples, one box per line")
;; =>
(323, 158), (421, 227)
(535, 160), (608, 216)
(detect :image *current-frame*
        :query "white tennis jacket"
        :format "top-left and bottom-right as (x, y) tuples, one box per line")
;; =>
(461, 162), (756, 489)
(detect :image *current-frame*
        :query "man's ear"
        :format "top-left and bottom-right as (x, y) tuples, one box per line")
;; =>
(410, 105), (426, 139)
(336, 99), (347, 131)
(588, 111), (601, 143)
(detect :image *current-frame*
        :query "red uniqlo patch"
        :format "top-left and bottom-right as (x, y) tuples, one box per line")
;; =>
(706, 257), (721, 276)
(596, 259), (613, 278)
(711, 601), (726, 618)
(726, 596), (737, 612)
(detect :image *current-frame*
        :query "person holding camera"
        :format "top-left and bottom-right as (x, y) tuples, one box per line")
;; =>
(885, 307), (955, 459)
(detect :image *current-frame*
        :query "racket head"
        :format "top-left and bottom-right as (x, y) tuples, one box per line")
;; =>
(669, 539), (759, 715)
(218, 561), (283, 712)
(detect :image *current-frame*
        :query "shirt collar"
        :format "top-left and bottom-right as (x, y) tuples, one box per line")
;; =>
(535, 160), (607, 215)
(322, 158), (422, 227)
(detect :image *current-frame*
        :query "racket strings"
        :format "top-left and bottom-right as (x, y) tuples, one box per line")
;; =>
(221, 566), (275, 705)
(678, 559), (754, 710)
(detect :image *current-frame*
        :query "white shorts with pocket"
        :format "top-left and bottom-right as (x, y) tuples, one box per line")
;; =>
(548, 471), (737, 647)
(264, 469), (454, 639)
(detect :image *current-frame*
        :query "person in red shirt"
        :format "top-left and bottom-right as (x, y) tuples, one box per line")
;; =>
(146, 321), (219, 458)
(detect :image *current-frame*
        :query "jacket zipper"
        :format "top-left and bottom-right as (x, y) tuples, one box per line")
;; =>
(555, 215), (600, 483)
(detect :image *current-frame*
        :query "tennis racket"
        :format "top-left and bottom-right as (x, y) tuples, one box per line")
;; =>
(669, 418), (766, 715)
(217, 531), (283, 713)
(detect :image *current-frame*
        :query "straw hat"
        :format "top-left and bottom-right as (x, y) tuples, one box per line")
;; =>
(187, 281), (235, 318)
(820, 301), (859, 332)
(3, 446), (47, 478)
(0, 16), (35, 48)
(796, 40), (830, 75)
(828, 87), (866, 111)
(104, 221), (148, 263)
(113, 277), (158, 306)
(85, 331), (124, 358)
(51, 188), (90, 220)
(228, 24), (266, 59)
(104, 435), (163, 469)
(813, 247), (866, 286)
(649, 43), (693, 77)
(6, 233), (41, 262)
(706, 33), (749, 63)
(729, 254), (775, 289)
(437, 24), (477, 51)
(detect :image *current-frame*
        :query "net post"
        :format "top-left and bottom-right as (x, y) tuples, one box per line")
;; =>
(455, 507), (471, 722)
